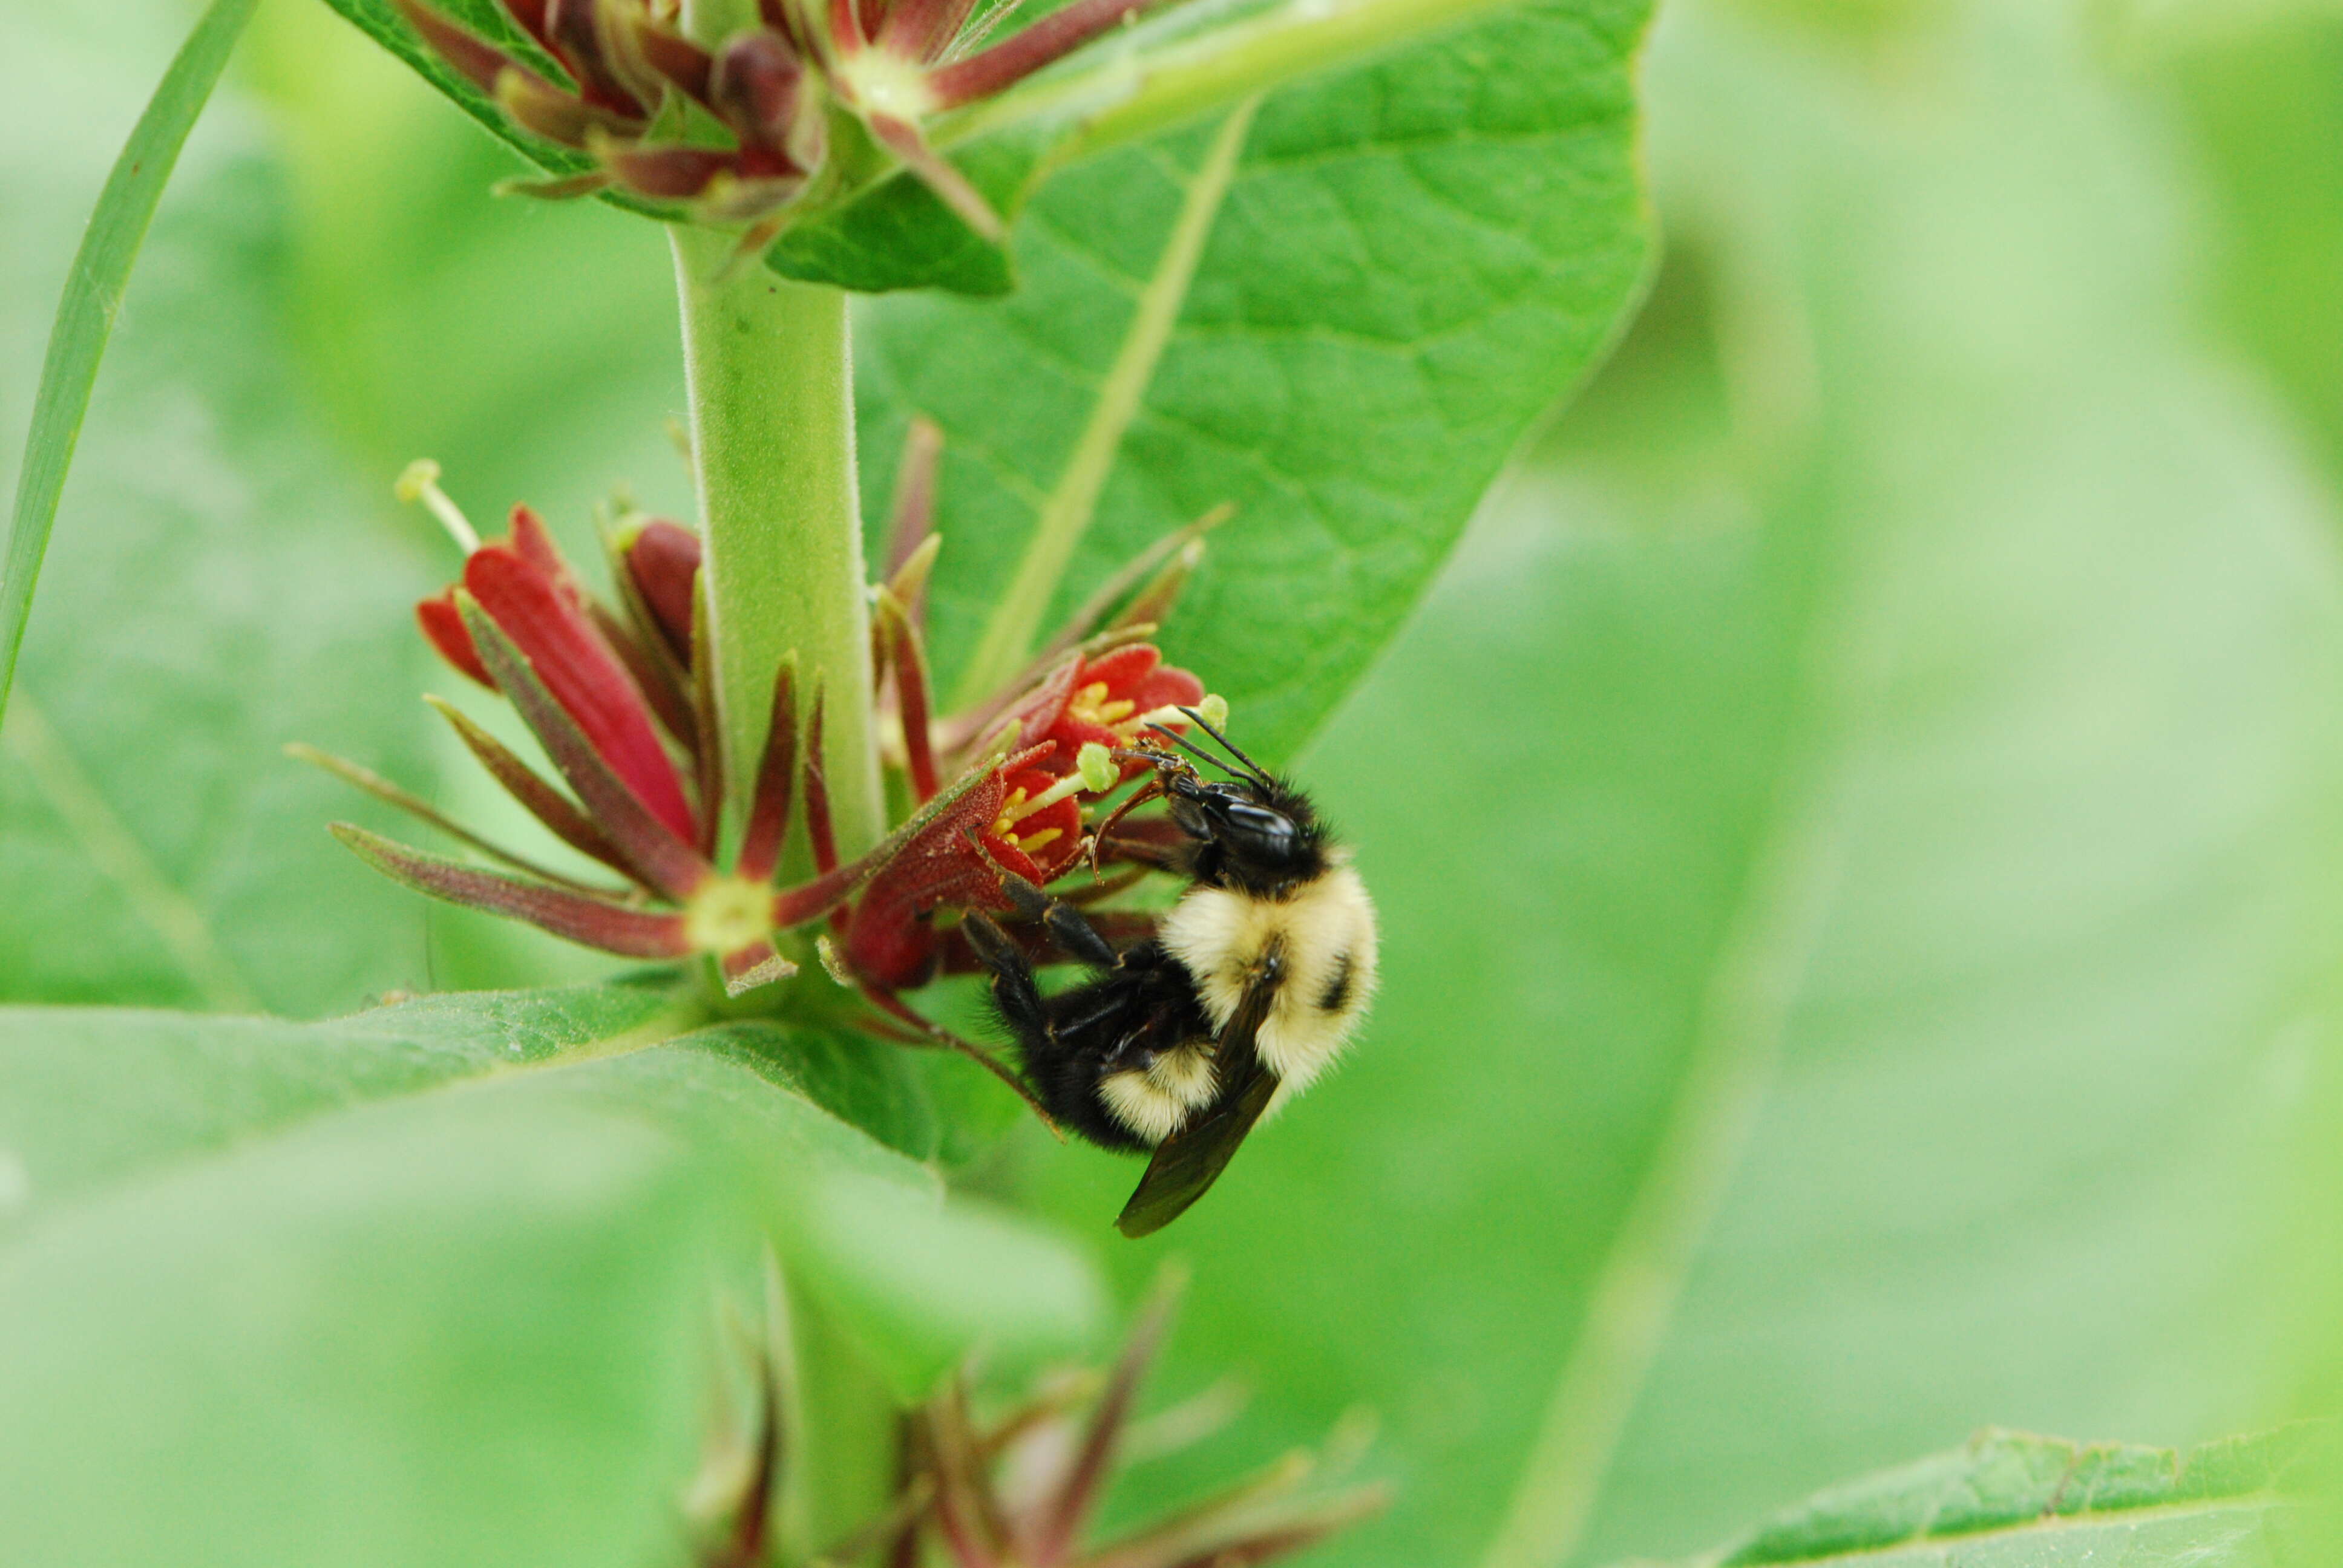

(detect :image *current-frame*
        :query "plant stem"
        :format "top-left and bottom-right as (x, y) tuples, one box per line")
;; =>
(785, 1296), (902, 1560)
(670, 228), (885, 861)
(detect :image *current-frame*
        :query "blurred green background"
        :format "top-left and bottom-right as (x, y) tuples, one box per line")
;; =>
(8, 0), (2343, 1563)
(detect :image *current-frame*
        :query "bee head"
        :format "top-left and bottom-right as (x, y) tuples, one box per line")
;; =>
(1135, 716), (1329, 895)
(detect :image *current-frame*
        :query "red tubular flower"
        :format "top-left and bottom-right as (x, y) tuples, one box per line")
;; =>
(392, 0), (821, 223)
(686, 1276), (1384, 1568)
(1010, 644), (1207, 779)
(317, 430), (1232, 1044)
(425, 505), (700, 844)
(839, 746), (1084, 991)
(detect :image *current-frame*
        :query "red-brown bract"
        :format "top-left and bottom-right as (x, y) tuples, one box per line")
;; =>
(390, 0), (1188, 245)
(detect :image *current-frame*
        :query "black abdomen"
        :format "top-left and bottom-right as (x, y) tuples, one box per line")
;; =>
(994, 941), (1214, 1151)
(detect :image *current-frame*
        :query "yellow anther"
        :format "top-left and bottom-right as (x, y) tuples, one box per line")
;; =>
(991, 787), (1031, 840)
(1067, 680), (1138, 731)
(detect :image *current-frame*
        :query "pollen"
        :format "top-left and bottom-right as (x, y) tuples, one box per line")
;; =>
(1067, 681), (1138, 732)
(991, 787), (1032, 841)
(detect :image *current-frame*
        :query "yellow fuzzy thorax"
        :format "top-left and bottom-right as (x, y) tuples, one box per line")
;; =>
(1159, 858), (1380, 1105)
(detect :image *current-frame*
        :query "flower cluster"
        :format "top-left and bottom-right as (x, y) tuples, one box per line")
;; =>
(393, 0), (1178, 245)
(305, 433), (1223, 1063)
(689, 1278), (1385, 1568)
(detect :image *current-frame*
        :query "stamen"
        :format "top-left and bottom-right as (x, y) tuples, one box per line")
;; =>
(1132, 692), (1227, 734)
(1067, 679), (1137, 730)
(1013, 827), (1063, 854)
(995, 765), (1095, 831)
(396, 459), (482, 555)
(1076, 742), (1118, 794)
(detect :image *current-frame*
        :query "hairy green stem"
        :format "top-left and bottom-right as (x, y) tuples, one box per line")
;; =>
(670, 229), (883, 860)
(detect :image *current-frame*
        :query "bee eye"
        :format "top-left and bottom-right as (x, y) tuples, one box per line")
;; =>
(1218, 801), (1298, 860)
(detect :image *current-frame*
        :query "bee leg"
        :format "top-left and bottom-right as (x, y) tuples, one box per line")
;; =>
(995, 871), (1121, 970)
(962, 910), (1049, 1039)
(858, 973), (1066, 1140)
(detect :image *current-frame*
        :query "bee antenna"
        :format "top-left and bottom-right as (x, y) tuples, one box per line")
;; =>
(1144, 723), (1240, 779)
(1176, 707), (1273, 785)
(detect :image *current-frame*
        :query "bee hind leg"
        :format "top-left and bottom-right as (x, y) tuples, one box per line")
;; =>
(994, 871), (1122, 969)
(962, 910), (1049, 1039)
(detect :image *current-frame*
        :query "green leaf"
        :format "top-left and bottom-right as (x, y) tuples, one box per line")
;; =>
(1642, 1427), (2321, 1568)
(0, 5), (481, 1014)
(865, 0), (1653, 758)
(0, 0), (258, 724)
(315, 0), (1633, 299)
(766, 0), (1550, 294)
(2157, 13), (2343, 492)
(0, 985), (1104, 1566)
(1009, 5), (2343, 1566)
(684, 1016), (942, 1161)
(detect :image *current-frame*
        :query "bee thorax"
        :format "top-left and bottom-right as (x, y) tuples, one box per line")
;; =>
(1160, 862), (1380, 1097)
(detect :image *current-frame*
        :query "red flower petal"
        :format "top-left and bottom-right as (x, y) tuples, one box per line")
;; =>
(506, 503), (569, 587)
(1091, 644), (1205, 714)
(1008, 655), (1083, 747)
(416, 590), (492, 686)
(624, 520), (701, 661)
(737, 662), (799, 886)
(986, 764), (1080, 881)
(464, 543), (698, 845)
(462, 600), (712, 900)
(1011, 644), (1205, 777)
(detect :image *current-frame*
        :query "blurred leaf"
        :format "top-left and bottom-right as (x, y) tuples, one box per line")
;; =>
(0, 6), (467, 1014)
(2098, 0), (2343, 57)
(1012, 4), (2343, 1566)
(1635, 1426), (2321, 1567)
(864, 0), (1653, 758)
(1, 0), (258, 719)
(310, 0), (600, 188)
(246, 1), (692, 537)
(0, 984), (1103, 1567)
(2156, 15), (2343, 491)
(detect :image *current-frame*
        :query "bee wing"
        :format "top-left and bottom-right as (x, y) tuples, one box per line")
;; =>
(1115, 970), (1281, 1238)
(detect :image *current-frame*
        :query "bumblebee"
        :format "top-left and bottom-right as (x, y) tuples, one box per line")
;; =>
(964, 713), (1378, 1236)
